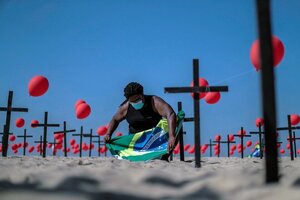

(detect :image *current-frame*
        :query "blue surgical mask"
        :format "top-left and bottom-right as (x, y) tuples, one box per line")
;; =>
(130, 100), (144, 110)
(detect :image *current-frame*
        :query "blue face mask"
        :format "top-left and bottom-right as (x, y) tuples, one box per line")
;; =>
(130, 100), (144, 110)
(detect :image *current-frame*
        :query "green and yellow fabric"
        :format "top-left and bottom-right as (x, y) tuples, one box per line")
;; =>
(106, 111), (185, 162)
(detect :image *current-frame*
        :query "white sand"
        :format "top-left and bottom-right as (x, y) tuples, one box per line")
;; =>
(0, 156), (300, 200)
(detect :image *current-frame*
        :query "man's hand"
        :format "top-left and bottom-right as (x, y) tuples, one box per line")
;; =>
(104, 135), (111, 143)
(168, 136), (175, 152)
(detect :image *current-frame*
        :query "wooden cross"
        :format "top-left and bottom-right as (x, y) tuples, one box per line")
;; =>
(277, 115), (300, 160)
(250, 122), (265, 159)
(53, 121), (76, 157)
(233, 127), (251, 159)
(83, 129), (98, 157)
(256, 0), (279, 183)
(213, 135), (236, 157)
(164, 59), (229, 168)
(34, 135), (43, 156)
(0, 91), (28, 157)
(33, 112), (60, 158)
(17, 129), (33, 156)
(72, 126), (89, 157)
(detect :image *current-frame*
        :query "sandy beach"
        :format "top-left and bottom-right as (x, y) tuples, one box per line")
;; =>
(0, 156), (300, 200)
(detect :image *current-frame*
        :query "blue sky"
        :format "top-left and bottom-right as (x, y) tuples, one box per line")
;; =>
(0, 0), (299, 157)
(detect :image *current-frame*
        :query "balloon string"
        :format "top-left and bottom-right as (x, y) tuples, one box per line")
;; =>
(210, 69), (255, 85)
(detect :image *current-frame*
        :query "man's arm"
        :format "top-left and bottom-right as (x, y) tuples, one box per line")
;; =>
(104, 102), (128, 142)
(152, 96), (176, 151)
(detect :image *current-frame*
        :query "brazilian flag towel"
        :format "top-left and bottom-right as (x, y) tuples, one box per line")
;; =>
(106, 111), (185, 162)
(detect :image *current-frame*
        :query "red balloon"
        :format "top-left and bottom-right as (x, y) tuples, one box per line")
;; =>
(280, 149), (285, 154)
(174, 144), (180, 152)
(73, 149), (79, 154)
(54, 133), (62, 140)
(73, 144), (79, 149)
(277, 143), (281, 148)
(201, 145), (207, 152)
(250, 36), (285, 71)
(297, 149), (300, 155)
(12, 144), (18, 151)
(237, 129), (247, 137)
(28, 75), (49, 97)
(286, 143), (290, 150)
(15, 118), (25, 128)
(47, 143), (52, 148)
(188, 147), (195, 154)
(76, 103), (91, 119)
(184, 144), (191, 151)
(28, 146), (35, 153)
(246, 141), (252, 147)
(31, 120), (39, 128)
(205, 92), (221, 104)
(22, 142), (28, 148)
(229, 150), (234, 156)
(215, 135), (221, 142)
(255, 118), (264, 127)
(173, 149), (179, 154)
(228, 134), (234, 142)
(116, 132), (123, 137)
(213, 144), (219, 150)
(290, 114), (300, 126)
(214, 149), (220, 156)
(9, 135), (16, 142)
(74, 100), (86, 110)
(55, 143), (62, 150)
(90, 143), (95, 149)
(55, 138), (63, 144)
(231, 145), (237, 151)
(70, 139), (76, 146)
(97, 126), (108, 136)
(190, 78), (209, 99)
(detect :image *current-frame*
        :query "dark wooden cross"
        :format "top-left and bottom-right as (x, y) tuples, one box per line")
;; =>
(214, 135), (236, 157)
(17, 129), (33, 156)
(34, 135), (43, 156)
(250, 122), (265, 159)
(53, 121), (76, 157)
(72, 126), (89, 157)
(233, 127), (251, 159)
(277, 115), (300, 161)
(164, 59), (229, 168)
(256, 0), (279, 183)
(0, 91), (28, 157)
(33, 112), (60, 158)
(83, 129), (98, 157)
